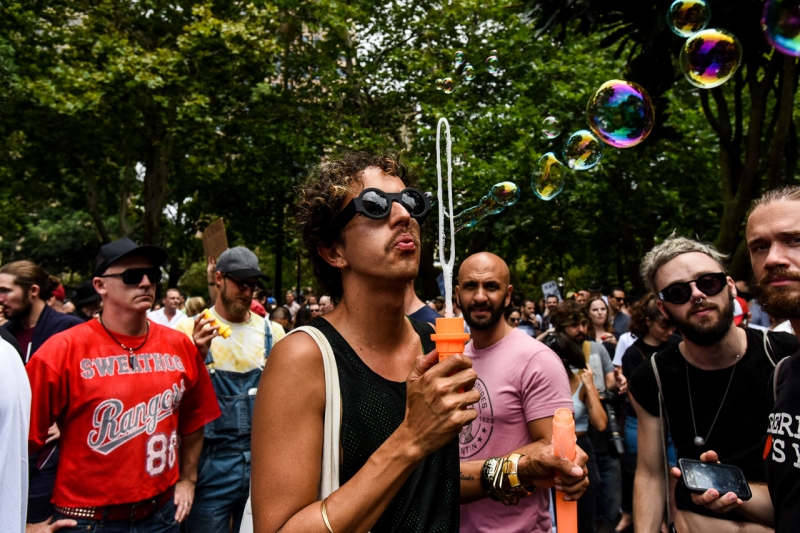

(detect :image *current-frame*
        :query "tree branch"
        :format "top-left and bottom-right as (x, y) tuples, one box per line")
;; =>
(767, 56), (797, 188)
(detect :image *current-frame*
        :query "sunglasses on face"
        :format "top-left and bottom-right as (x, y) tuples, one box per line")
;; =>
(100, 267), (162, 285)
(335, 188), (431, 231)
(658, 272), (727, 305)
(224, 274), (259, 292)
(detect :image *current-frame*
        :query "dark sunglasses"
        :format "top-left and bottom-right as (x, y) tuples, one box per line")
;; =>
(335, 188), (431, 231)
(100, 267), (162, 285)
(658, 272), (727, 305)
(224, 274), (259, 292)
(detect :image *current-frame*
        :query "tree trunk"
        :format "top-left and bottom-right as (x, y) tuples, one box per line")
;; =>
(143, 134), (173, 245)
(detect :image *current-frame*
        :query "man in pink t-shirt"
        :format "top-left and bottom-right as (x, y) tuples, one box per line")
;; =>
(456, 252), (576, 533)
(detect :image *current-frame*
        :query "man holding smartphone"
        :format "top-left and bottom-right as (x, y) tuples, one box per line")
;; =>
(628, 235), (799, 532)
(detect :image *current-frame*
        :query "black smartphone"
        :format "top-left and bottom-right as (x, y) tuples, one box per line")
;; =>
(678, 458), (752, 500)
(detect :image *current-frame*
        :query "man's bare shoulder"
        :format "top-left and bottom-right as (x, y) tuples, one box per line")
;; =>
(264, 330), (326, 387)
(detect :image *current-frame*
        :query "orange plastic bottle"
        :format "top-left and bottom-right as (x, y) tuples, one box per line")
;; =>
(430, 317), (471, 361)
(201, 309), (232, 339)
(552, 408), (578, 533)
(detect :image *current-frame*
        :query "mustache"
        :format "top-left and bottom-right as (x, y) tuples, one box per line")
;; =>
(759, 268), (800, 285)
(384, 227), (420, 253)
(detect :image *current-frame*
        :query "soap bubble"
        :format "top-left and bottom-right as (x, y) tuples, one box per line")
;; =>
(667, 0), (711, 38)
(491, 49), (498, 55)
(762, 0), (800, 57)
(435, 79), (443, 90)
(442, 77), (455, 94)
(563, 130), (604, 170)
(462, 63), (475, 81)
(455, 193), (464, 206)
(490, 182), (521, 207)
(455, 51), (465, 69)
(453, 182), (519, 233)
(542, 116), (562, 139)
(680, 29), (743, 89)
(586, 80), (655, 148)
(532, 153), (566, 201)
(486, 54), (499, 75)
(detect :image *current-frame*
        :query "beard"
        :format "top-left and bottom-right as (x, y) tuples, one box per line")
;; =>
(461, 298), (505, 331)
(751, 268), (800, 321)
(663, 289), (735, 347)
(5, 291), (32, 322)
(219, 283), (251, 320)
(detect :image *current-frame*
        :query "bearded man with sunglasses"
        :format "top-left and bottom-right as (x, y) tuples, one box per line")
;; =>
(628, 235), (799, 533)
(25, 238), (221, 532)
(248, 151), (588, 533)
(186, 246), (285, 533)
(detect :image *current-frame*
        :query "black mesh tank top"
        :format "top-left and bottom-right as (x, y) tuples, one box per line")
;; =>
(311, 317), (460, 533)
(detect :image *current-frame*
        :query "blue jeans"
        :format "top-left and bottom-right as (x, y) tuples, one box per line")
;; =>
(52, 499), (178, 533)
(594, 452), (622, 525)
(184, 447), (251, 533)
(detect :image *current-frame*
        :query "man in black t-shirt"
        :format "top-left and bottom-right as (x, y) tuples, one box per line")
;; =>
(745, 186), (800, 532)
(628, 235), (800, 533)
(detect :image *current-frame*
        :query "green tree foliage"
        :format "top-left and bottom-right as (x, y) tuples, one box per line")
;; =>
(0, 0), (734, 298)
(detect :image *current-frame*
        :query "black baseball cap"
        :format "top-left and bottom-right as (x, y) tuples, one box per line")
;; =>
(93, 238), (168, 277)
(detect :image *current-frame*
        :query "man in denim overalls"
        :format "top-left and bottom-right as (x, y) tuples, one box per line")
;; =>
(186, 247), (283, 533)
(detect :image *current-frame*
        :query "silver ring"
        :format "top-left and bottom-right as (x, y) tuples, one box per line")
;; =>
(694, 298), (703, 303)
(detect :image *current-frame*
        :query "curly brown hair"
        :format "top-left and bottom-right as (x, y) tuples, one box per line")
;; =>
(628, 292), (671, 338)
(551, 300), (589, 332)
(295, 150), (417, 301)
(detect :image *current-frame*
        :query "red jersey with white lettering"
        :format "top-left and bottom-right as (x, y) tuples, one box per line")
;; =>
(27, 319), (221, 507)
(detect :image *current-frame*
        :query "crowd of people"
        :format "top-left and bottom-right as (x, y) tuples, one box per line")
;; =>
(2, 150), (800, 533)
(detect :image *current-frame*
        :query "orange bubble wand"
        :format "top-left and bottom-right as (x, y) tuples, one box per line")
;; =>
(553, 408), (578, 533)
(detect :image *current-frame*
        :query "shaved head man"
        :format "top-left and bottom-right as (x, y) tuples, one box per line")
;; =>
(456, 252), (588, 533)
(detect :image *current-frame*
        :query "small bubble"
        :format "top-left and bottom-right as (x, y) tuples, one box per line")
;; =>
(442, 77), (455, 94)
(486, 54), (499, 75)
(667, 0), (711, 38)
(542, 116), (562, 139)
(680, 28), (742, 89)
(562, 130), (604, 170)
(491, 49), (498, 55)
(435, 78), (443, 90)
(490, 182), (521, 207)
(462, 63), (475, 81)
(531, 153), (566, 201)
(456, 193), (464, 206)
(455, 51), (465, 69)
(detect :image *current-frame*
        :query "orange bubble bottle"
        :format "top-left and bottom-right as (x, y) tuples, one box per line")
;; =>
(553, 408), (577, 533)
(430, 317), (471, 361)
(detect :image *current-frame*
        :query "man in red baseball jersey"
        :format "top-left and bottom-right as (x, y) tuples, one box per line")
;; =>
(26, 238), (221, 532)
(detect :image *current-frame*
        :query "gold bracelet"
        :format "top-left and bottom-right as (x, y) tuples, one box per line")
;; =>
(504, 453), (533, 498)
(321, 498), (335, 533)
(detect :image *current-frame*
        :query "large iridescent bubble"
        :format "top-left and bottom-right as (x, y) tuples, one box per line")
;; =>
(587, 80), (655, 149)
(667, 0), (711, 38)
(563, 130), (604, 170)
(680, 29), (743, 89)
(762, 0), (800, 57)
(532, 153), (566, 201)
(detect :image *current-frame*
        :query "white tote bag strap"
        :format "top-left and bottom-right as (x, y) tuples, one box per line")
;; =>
(239, 325), (341, 533)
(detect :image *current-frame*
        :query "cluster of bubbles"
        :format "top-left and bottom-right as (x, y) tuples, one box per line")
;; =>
(435, 50), (500, 93)
(453, 182), (520, 233)
(664, 0), (742, 89)
(762, 0), (800, 57)
(531, 79), (655, 201)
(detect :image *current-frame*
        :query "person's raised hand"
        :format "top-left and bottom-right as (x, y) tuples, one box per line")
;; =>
(206, 256), (216, 280)
(518, 442), (590, 500)
(670, 450), (743, 514)
(580, 367), (596, 389)
(404, 350), (480, 458)
(193, 314), (219, 358)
